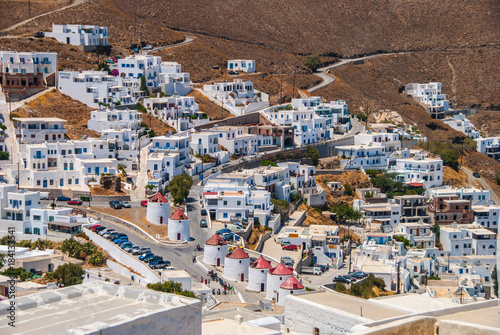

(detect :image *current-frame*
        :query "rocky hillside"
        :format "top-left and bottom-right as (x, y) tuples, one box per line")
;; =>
(119, 0), (499, 57)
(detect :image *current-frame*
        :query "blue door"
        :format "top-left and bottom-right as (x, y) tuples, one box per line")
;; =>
(43, 180), (47, 188)
(95, 167), (100, 176)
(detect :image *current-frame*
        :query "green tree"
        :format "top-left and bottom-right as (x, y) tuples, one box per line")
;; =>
(0, 151), (9, 160)
(495, 173), (500, 186)
(343, 183), (353, 196)
(441, 149), (459, 171)
(140, 72), (148, 92)
(168, 173), (193, 205)
(302, 54), (321, 71)
(307, 145), (320, 166)
(97, 61), (111, 74)
(51, 263), (85, 287)
(493, 265), (498, 298)
(432, 223), (440, 242)
(89, 251), (106, 266)
(147, 281), (197, 298)
(260, 160), (278, 167)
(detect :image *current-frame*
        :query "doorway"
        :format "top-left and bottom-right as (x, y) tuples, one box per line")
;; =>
(217, 258), (220, 266)
(240, 273), (244, 281)
(260, 283), (265, 292)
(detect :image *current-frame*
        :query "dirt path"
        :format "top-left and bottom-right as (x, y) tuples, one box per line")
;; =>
(1, 0), (86, 33)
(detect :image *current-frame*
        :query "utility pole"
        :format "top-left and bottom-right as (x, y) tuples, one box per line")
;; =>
(279, 71), (283, 103)
(133, 1), (138, 47)
(348, 231), (352, 274)
(28, 0), (31, 16)
(396, 260), (401, 294)
(292, 66), (297, 99)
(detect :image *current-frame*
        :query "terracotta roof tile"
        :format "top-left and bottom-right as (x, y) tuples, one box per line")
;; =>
(205, 234), (227, 246)
(150, 192), (168, 203)
(226, 247), (249, 259)
(280, 276), (304, 290)
(252, 256), (272, 269)
(170, 209), (188, 220)
(270, 263), (293, 275)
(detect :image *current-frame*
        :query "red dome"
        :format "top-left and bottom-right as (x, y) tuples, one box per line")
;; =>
(170, 209), (188, 220)
(280, 276), (304, 290)
(252, 256), (272, 269)
(270, 263), (293, 275)
(226, 247), (249, 259)
(150, 192), (168, 203)
(205, 234), (227, 246)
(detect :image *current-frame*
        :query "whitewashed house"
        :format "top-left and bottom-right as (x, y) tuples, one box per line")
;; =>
(87, 108), (142, 133)
(12, 117), (68, 144)
(354, 199), (402, 232)
(158, 62), (191, 95)
(227, 60), (256, 73)
(396, 222), (436, 249)
(476, 137), (500, 162)
(291, 97), (351, 132)
(189, 132), (229, 168)
(278, 162), (325, 206)
(472, 203), (499, 229)
(443, 114), (480, 139)
(143, 95), (208, 131)
(405, 82), (450, 119)
(440, 226), (473, 256)
(45, 24), (109, 51)
(390, 152), (443, 189)
(208, 126), (265, 156)
(57, 71), (143, 108)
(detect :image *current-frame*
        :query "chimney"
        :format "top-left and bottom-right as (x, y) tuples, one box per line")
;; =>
(235, 315), (243, 324)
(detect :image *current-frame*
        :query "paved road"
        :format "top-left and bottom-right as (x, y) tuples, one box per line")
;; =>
(144, 36), (197, 55)
(461, 166), (500, 205)
(308, 52), (405, 93)
(1, 0), (86, 33)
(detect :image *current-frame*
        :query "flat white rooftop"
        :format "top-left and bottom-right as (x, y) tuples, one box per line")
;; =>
(0, 281), (201, 335)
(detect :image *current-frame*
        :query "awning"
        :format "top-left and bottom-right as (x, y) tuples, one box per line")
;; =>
(407, 183), (424, 187)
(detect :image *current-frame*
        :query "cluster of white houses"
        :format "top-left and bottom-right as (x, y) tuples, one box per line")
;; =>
(204, 235), (304, 306)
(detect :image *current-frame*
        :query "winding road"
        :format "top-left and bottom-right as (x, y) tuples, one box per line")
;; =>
(308, 52), (405, 93)
(144, 36), (197, 55)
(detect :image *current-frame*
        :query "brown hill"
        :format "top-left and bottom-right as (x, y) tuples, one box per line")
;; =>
(0, 0), (67, 30)
(119, 0), (499, 57)
(470, 111), (500, 137)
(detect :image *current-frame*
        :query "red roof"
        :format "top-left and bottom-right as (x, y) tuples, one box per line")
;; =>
(270, 263), (293, 276)
(280, 276), (304, 290)
(407, 182), (424, 187)
(205, 234), (227, 246)
(226, 247), (249, 259)
(150, 192), (168, 203)
(170, 209), (188, 220)
(252, 256), (272, 269)
(203, 192), (218, 196)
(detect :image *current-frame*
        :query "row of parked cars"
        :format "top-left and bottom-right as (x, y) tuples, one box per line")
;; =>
(109, 200), (132, 209)
(90, 225), (171, 269)
(333, 271), (367, 284)
(216, 228), (241, 241)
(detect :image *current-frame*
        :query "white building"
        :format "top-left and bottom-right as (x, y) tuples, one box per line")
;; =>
(112, 57), (191, 94)
(146, 192), (170, 225)
(440, 226), (473, 256)
(396, 222), (436, 249)
(476, 137), (500, 162)
(12, 117), (67, 144)
(426, 186), (492, 205)
(203, 79), (268, 115)
(354, 199), (402, 232)
(190, 131), (229, 168)
(266, 263), (293, 301)
(143, 95), (208, 131)
(208, 126), (265, 156)
(390, 152), (443, 189)
(167, 209), (190, 242)
(87, 108), (142, 133)
(204, 233), (228, 267)
(9, 139), (120, 190)
(0, 51), (57, 97)
(405, 82), (450, 119)
(145, 151), (183, 192)
(264, 106), (333, 146)
(278, 162), (325, 206)
(465, 225), (497, 256)
(472, 203), (499, 229)
(58, 70), (143, 108)
(28, 207), (72, 236)
(223, 247), (250, 282)
(248, 256), (272, 292)
(227, 59), (256, 73)
(443, 113), (480, 139)
(45, 24), (108, 51)
(291, 97), (351, 132)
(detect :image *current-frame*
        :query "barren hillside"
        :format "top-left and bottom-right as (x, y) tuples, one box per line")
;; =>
(470, 111), (500, 137)
(119, 0), (499, 57)
(0, 0), (68, 30)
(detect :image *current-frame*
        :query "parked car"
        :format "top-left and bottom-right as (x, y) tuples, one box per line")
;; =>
(131, 246), (142, 254)
(107, 232), (121, 240)
(143, 45), (153, 50)
(350, 271), (367, 279)
(211, 168), (218, 173)
(57, 195), (71, 202)
(109, 200), (122, 209)
(149, 260), (171, 269)
(473, 172), (481, 178)
(139, 252), (154, 261)
(120, 241), (133, 249)
(94, 226), (106, 234)
(281, 256), (295, 264)
(121, 201), (132, 208)
(67, 199), (82, 205)
(216, 228), (231, 235)
(201, 209), (207, 216)
(200, 219), (208, 228)
(114, 236), (128, 244)
(333, 276), (351, 284)
(282, 244), (298, 251)
(90, 224), (101, 232)
(99, 228), (115, 236)
(133, 247), (151, 255)
(140, 200), (148, 207)
(343, 275), (356, 282)
(145, 255), (162, 263)
(283, 261), (294, 267)
(33, 31), (44, 38)
(123, 245), (135, 253)
(228, 70), (239, 75)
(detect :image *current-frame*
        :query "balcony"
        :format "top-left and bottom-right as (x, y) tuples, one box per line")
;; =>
(32, 155), (46, 159)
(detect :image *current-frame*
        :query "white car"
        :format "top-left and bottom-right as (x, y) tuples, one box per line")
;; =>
(121, 201), (132, 208)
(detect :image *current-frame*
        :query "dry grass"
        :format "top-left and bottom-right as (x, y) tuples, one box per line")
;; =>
(463, 151), (500, 198)
(298, 203), (334, 226)
(469, 111), (500, 137)
(442, 166), (468, 188)
(0, 0), (67, 30)
(12, 89), (100, 139)
(316, 172), (372, 206)
(141, 111), (176, 136)
(89, 186), (126, 196)
(188, 90), (233, 120)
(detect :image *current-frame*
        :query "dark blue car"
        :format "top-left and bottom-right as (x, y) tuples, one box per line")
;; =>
(57, 195), (71, 201)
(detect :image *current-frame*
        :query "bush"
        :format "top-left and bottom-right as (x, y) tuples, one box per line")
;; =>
(260, 160), (278, 167)
(147, 281), (197, 298)
(89, 251), (106, 266)
(51, 263), (85, 287)
(76, 232), (89, 240)
(302, 54), (321, 71)
(307, 146), (320, 166)
(356, 114), (367, 122)
(343, 183), (353, 196)
(495, 173), (500, 186)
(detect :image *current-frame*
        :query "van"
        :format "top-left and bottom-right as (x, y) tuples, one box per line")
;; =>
(211, 168), (218, 173)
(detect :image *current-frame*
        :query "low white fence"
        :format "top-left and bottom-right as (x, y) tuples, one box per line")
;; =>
(106, 259), (149, 287)
(86, 229), (159, 284)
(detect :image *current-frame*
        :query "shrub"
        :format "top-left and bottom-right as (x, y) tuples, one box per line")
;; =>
(76, 232), (89, 240)
(302, 54), (321, 71)
(89, 251), (106, 266)
(51, 263), (85, 287)
(343, 183), (353, 196)
(260, 160), (278, 167)
(147, 281), (197, 298)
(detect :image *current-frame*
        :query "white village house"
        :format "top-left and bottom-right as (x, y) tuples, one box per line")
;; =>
(45, 24), (109, 51)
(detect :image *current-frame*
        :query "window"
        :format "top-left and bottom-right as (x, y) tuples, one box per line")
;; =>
(223, 213), (228, 218)
(237, 201), (241, 206)
(70, 163), (73, 170)
(33, 215), (41, 221)
(223, 201), (227, 206)
(64, 163), (68, 170)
